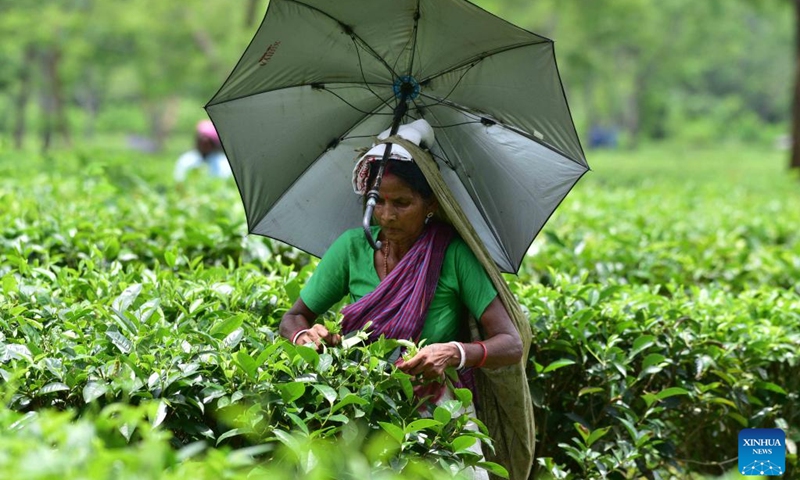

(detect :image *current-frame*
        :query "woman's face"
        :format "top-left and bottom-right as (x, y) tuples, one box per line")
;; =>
(373, 173), (435, 246)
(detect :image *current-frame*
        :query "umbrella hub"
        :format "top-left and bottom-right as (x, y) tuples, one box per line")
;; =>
(393, 75), (420, 100)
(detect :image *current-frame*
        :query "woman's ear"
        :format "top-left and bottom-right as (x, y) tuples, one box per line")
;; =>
(426, 198), (439, 217)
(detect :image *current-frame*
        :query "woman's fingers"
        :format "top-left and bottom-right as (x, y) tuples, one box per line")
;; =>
(398, 344), (453, 378)
(295, 324), (341, 350)
(325, 332), (342, 346)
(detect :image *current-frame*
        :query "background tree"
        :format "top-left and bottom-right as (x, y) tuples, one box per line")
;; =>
(0, 0), (792, 154)
(792, 0), (800, 169)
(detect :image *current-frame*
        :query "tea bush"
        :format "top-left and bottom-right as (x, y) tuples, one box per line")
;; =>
(1, 145), (798, 478)
(0, 401), (460, 479)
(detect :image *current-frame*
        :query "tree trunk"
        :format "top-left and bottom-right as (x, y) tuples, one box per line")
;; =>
(192, 29), (223, 73)
(244, 0), (259, 28)
(624, 72), (645, 149)
(147, 96), (180, 152)
(791, 0), (800, 170)
(13, 45), (36, 149)
(46, 48), (71, 148)
(39, 47), (71, 152)
(78, 72), (101, 139)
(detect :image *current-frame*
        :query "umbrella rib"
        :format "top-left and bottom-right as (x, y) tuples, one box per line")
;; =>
(420, 40), (548, 85)
(405, 0), (421, 76)
(204, 82), (395, 111)
(418, 94), (586, 167)
(350, 36), (398, 113)
(418, 62), (477, 111)
(320, 86), (394, 116)
(285, 0), (400, 79)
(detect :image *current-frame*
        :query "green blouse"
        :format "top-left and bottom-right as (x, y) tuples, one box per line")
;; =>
(300, 226), (497, 344)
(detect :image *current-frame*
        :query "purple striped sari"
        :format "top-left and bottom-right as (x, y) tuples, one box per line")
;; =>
(340, 222), (476, 398)
(341, 222), (453, 340)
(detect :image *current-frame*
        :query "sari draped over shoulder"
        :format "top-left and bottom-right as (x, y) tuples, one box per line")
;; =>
(340, 222), (453, 342)
(340, 222), (476, 397)
(383, 136), (536, 480)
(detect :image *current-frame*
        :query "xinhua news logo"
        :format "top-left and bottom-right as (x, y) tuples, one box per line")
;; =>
(739, 428), (786, 476)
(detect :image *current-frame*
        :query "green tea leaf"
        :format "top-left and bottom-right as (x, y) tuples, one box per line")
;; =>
(574, 422), (590, 442)
(433, 406), (451, 425)
(278, 382), (305, 403)
(405, 418), (441, 434)
(2, 274), (18, 294)
(285, 412), (310, 435)
(330, 393), (369, 414)
(38, 382), (70, 395)
(578, 387), (604, 397)
(543, 358), (576, 373)
(285, 278), (300, 304)
(727, 412), (748, 427)
(656, 387), (690, 400)
(152, 400), (168, 428)
(216, 428), (245, 446)
(295, 345), (319, 368)
(379, 421), (404, 444)
(642, 353), (666, 370)
(317, 353), (333, 373)
(112, 284), (142, 313)
(451, 435), (477, 452)
(312, 384), (337, 404)
(477, 461), (509, 478)
(629, 335), (655, 359)
(164, 250), (177, 268)
(586, 426), (611, 447)
(223, 328), (244, 349)
(235, 350), (257, 379)
(176, 442), (207, 461)
(83, 382), (108, 403)
(754, 381), (787, 395)
(210, 315), (244, 337)
(327, 414), (349, 424)
(106, 330), (133, 354)
(453, 388), (473, 405)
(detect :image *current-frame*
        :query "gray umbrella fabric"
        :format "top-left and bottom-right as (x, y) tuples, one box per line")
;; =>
(206, 0), (588, 274)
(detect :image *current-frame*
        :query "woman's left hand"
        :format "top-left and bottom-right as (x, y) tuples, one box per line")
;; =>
(396, 343), (458, 379)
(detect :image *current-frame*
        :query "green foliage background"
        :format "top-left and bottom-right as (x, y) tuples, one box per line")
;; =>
(1, 143), (797, 478)
(0, 0), (792, 149)
(0, 0), (798, 478)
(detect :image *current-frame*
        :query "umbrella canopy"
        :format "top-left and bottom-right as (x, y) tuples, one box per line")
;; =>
(206, 0), (588, 274)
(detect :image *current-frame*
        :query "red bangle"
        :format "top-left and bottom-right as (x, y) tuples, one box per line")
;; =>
(474, 341), (488, 368)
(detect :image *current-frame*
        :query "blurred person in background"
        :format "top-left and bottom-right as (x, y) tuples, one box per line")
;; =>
(174, 119), (232, 187)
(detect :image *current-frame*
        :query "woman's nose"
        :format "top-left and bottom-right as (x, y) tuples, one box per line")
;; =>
(378, 205), (396, 222)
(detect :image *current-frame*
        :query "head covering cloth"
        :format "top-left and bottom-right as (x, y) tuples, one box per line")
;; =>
(352, 119), (434, 195)
(196, 119), (221, 145)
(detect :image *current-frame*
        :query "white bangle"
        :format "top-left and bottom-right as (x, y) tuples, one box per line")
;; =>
(449, 341), (466, 370)
(291, 329), (310, 344)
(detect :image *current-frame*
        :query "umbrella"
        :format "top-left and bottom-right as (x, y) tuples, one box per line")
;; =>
(205, 0), (588, 275)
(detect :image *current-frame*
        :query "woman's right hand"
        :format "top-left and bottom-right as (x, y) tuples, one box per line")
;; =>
(293, 323), (341, 350)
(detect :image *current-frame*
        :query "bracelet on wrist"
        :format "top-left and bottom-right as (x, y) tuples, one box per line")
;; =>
(474, 341), (488, 368)
(291, 328), (310, 344)
(449, 341), (466, 370)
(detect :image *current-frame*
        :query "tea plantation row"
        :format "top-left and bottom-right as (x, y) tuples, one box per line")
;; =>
(0, 146), (797, 478)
